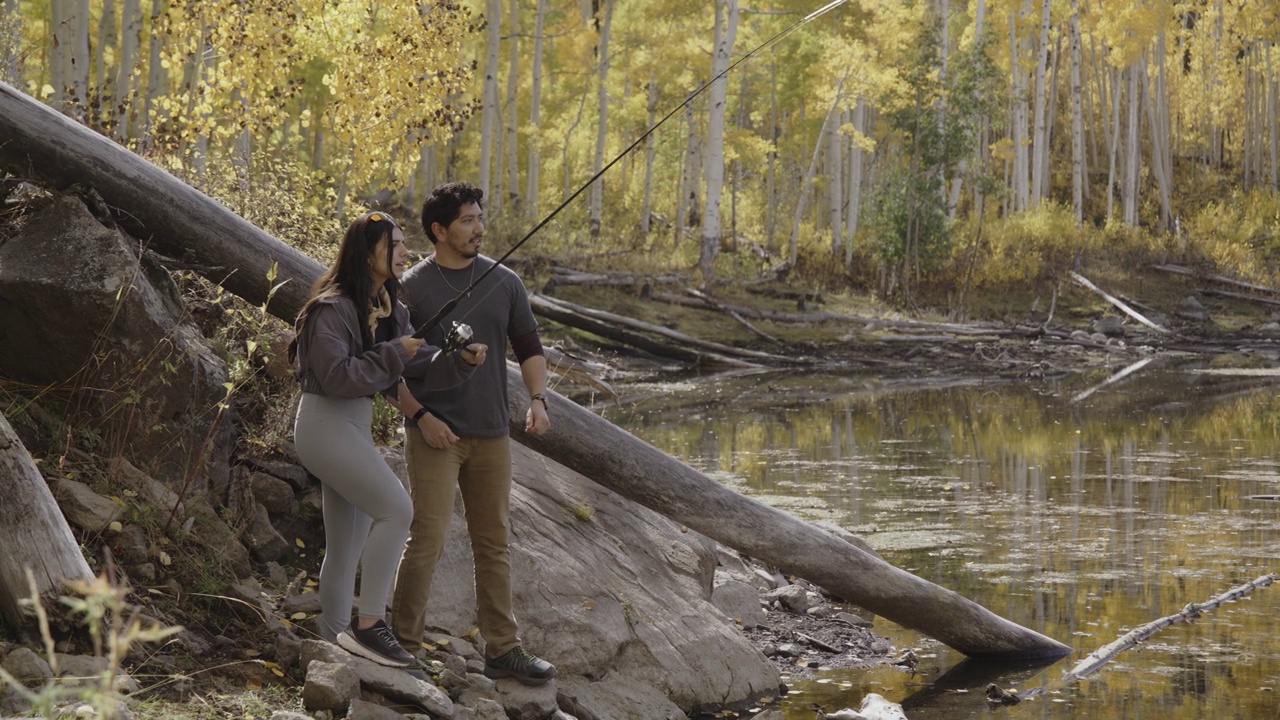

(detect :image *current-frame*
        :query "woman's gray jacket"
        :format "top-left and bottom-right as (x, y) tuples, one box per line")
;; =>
(294, 295), (472, 398)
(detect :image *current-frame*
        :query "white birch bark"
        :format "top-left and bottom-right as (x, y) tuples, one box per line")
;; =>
(139, 0), (165, 147)
(675, 104), (689, 245)
(589, 0), (615, 239)
(1069, 0), (1084, 225)
(844, 99), (867, 267)
(1123, 64), (1141, 226)
(1029, 0), (1051, 205)
(1106, 65), (1119, 221)
(95, 0), (117, 113)
(526, 0), (546, 220)
(641, 72), (658, 235)
(114, 0), (141, 140)
(828, 106), (843, 254)
(479, 0), (501, 203)
(1145, 41), (1172, 230)
(50, 0), (66, 107)
(698, 0), (737, 284)
(789, 70), (849, 266)
(505, 0), (520, 212)
(67, 0), (89, 118)
(1010, 6), (1029, 212)
(1268, 47), (1278, 188)
(765, 59), (778, 250)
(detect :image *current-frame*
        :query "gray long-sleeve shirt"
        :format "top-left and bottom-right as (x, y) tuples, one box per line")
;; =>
(294, 294), (473, 398)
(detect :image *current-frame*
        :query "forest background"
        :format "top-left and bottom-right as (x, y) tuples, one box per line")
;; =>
(3, 0), (1280, 310)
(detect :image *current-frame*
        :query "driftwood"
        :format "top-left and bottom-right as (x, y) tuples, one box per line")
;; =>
(530, 293), (797, 367)
(1200, 287), (1280, 308)
(1061, 574), (1279, 683)
(543, 268), (686, 292)
(0, 413), (94, 632)
(0, 79), (1071, 658)
(1152, 263), (1280, 296)
(685, 288), (781, 344)
(505, 376), (1071, 660)
(1069, 270), (1170, 334)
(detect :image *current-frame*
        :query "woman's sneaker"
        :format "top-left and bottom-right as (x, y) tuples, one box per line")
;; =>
(337, 620), (414, 667)
(483, 646), (556, 685)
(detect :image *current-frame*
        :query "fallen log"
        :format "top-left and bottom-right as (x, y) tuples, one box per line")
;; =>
(505, 377), (1072, 660)
(685, 288), (781, 344)
(0, 80), (317, 319)
(0, 79), (1070, 658)
(1068, 270), (1169, 334)
(1200, 288), (1280, 308)
(0, 413), (94, 633)
(1152, 263), (1280, 296)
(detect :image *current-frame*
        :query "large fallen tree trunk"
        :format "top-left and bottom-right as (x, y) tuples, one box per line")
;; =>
(0, 81), (316, 319)
(0, 413), (94, 633)
(504, 378), (1071, 660)
(0, 79), (1069, 659)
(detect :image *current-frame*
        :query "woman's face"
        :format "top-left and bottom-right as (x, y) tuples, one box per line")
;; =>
(370, 226), (409, 285)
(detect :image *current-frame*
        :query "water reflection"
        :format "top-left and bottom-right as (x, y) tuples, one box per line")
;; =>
(594, 366), (1280, 719)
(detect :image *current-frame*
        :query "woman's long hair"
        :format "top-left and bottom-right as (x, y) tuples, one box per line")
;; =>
(288, 212), (402, 362)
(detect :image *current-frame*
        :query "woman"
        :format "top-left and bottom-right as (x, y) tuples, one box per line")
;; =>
(290, 211), (487, 667)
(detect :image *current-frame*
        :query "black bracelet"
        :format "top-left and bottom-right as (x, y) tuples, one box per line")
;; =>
(410, 407), (429, 424)
(530, 393), (548, 410)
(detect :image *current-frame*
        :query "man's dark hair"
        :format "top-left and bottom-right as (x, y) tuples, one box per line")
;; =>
(421, 182), (484, 244)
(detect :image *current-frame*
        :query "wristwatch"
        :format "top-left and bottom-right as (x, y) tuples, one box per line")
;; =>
(410, 407), (430, 424)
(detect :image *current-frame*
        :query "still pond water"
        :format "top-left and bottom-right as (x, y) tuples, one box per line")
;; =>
(591, 361), (1280, 720)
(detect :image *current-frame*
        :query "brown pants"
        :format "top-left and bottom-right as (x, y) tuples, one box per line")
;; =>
(391, 431), (520, 658)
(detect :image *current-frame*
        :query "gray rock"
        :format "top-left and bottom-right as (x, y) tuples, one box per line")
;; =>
(1092, 316), (1125, 337)
(282, 592), (324, 615)
(0, 194), (232, 495)
(50, 478), (123, 533)
(494, 677), (558, 720)
(251, 471), (296, 514)
(302, 661), (360, 713)
(557, 674), (687, 720)
(270, 712), (316, 720)
(711, 580), (766, 629)
(0, 647), (52, 686)
(54, 653), (140, 693)
(452, 698), (507, 720)
(347, 698), (406, 720)
(300, 640), (453, 718)
(242, 456), (314, 492)
(763, 584), (812, 614)
(108, 456), (185, 519)
(242, 501), (291, 562)
(1177, 295), (1210, 321)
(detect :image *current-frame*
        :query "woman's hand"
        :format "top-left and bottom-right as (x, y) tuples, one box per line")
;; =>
(400, 336), (426, 357)
(461, 343), (488, 366)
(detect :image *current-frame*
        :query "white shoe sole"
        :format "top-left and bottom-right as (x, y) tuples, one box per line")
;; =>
(336, 631), (412, 668)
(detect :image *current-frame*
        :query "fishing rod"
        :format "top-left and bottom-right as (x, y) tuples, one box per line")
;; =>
(416, 0), (849, 345)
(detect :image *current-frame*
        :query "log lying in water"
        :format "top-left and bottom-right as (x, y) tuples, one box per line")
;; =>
(505, 376), (1072, 660)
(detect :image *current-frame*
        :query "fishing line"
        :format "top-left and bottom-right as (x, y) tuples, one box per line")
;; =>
(412, 0), (850, 340)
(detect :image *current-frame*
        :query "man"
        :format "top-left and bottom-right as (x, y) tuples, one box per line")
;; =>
(392, 181), (556, 686)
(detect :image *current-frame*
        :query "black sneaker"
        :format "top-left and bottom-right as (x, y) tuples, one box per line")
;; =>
(337, 620), (414, 667)
(484, 646), (556, 686)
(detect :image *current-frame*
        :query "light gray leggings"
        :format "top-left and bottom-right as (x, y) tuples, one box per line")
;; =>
(294, 393), (412, 642)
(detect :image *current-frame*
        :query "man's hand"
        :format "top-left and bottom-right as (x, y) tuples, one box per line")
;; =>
(418, 412), (459, 448)
(461, 342), (488, 366)
(525, 398), (550, 435)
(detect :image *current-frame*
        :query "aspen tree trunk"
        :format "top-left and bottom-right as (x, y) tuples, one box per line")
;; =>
(114, 0), (141, 141)
(680, 101), (701, 243)
(50, 0), (66, 107)
(699, 0), (737, 286)
(1029, 0), (1051, 206)
(1123, 65), (1141, 226)
(1010, 7), (1029, 212)
(526, 0), (546, 221)
(765, 59), (778, 251)
(1041, 32), (1060, 199)
(504, 0), (520, 212)
(588, 0), (615, 240)
(828, 107), (843, 255)
(789, 71), (848, 267)
(1106, 65), (1119, 221)
(479, 0), (500, 202)
(844, 99), (867, 267)
(95, 0), (117, 125)
(641, 73), (658, 235)
(0, 413), (95, 633)
(1145, 43), (1173, 230)
(139, 0), (164, 147)
(67, 0), (89, 119)
(0, 0), (20, 86)
(1269, 49), (1278, 189)
(1069, 0), (1084, 225)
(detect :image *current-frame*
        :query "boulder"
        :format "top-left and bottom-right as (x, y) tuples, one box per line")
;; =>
(0, 194), (232, 495)
(382, 442), (781, 718)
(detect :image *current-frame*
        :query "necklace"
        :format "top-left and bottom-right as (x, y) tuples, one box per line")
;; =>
(435, 257), (476, 297)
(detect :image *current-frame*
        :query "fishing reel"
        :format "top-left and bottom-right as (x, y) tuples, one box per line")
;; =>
(444, 321), (474, 352)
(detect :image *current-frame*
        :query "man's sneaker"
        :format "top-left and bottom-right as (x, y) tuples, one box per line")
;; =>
(483, 646), (556, 685)
(337, 620), (414, 667)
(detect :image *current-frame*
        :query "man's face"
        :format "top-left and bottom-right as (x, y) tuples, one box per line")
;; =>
(436, 202), (484, 259)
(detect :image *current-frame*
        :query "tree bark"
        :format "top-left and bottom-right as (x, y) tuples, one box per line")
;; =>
(526, 0), (546, 221)
(0, 413), (95, 632)
(504, 376), (1071, 660)
(588, 0), (614, 240)
(1029, 0), (1051, 206)
(0, 80), (320, 318)
(479, 0), (500, 204)
(700, 0), (737, 285)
